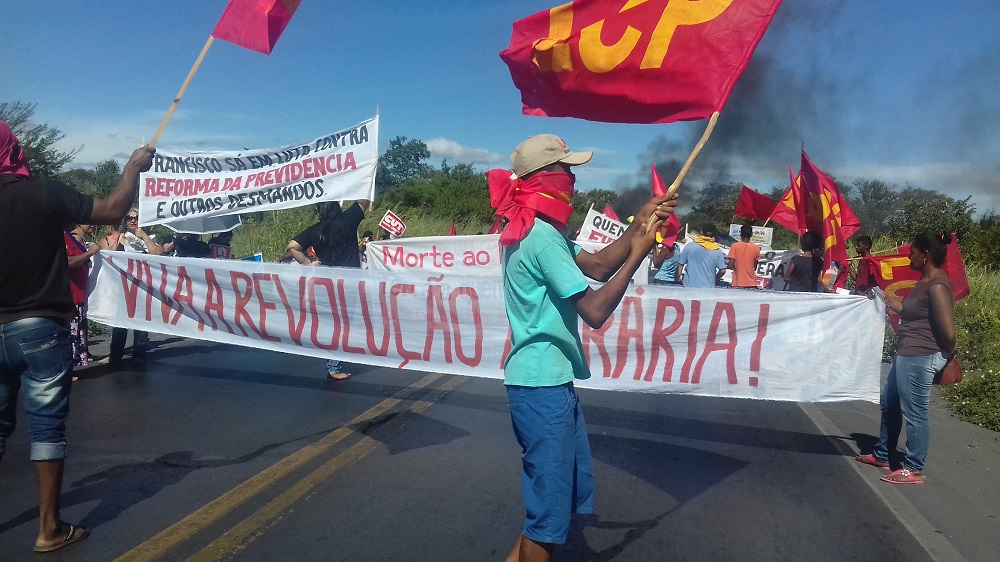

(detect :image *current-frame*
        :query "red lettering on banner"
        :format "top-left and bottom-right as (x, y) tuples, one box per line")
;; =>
(613, 294), (645, 380)
(423, 285), (453, 363)
(120, 258), (154, 320)
(272, 276), (308, 345)
(679, 300), (701, 383)
(582, 318), (614, 377)
(337, 280), (365, 355)
(449, 288), (482, 367)
(692, 303), (737, 384)
(203, 269), (235, 334)
(644, 298), (685, 382)
(252, 273), (282, 343)
(172, 266), (204, 328)
(230, 271), (268, 340)
(158, 264), (182, 324)
(359, 281), (391, 356)
(390, 284), (422, 366)
(749, 304), (770, 387)
(307, 278), (340, 351)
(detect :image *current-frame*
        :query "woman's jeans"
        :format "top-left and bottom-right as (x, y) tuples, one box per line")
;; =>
(0, 317), (73, 462)
(874, 352), (947, 472)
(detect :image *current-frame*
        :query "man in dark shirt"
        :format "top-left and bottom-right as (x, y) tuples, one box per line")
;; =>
(286, 200), (370, 379)
(0, 121), (154, 553)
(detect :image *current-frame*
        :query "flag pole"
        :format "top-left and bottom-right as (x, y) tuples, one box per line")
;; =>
(645, 111), (720, 232)
(150, 36), (216, 147)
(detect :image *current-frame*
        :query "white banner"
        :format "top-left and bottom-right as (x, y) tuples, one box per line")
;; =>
(139, 117), (378, 227)
(88, 252), (884, 402)
(366, 235), (501, 276)
(729, 224), (774, 247)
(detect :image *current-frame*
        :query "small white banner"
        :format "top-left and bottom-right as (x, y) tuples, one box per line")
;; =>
(729, 224), (774, 247)
(366, 235), (501, 276)
(139, 117), (378, 227)
(87, 252), (884, 402)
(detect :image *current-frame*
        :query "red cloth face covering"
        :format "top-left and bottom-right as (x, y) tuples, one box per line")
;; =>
(488, 170), (575, 246)
(0, 121), (32, 179)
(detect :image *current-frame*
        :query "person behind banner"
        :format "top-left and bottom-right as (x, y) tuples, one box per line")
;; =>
(650, 242), (680, 285)
(0, 120), (154, 553)
(783, 231), (825, 292)
(855, 232), (956, 485)
(286, 199), (371, 381)
(358, 230), (373, 270)
(852, 235), (875, 295)
(728, 224), (760, 289)
(105, 209), (162, 364)
(488, 134), (677, 562)
(207, 231), (234, 259)
(676, 224), (727, 288)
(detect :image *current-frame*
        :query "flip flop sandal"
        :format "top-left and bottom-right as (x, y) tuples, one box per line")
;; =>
(881, 468), (924, 484)
(327, 372), (351, 381)
(34, 522), (89, 553)
(854, 453), (890, 469)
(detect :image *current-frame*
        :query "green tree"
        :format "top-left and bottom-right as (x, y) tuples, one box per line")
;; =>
(683, 181), (744, 231)
(885, 194), (976, 241)
(375, 136), (431, 194)
(852, 178), (900, 234)
(0, 101), (81, 180)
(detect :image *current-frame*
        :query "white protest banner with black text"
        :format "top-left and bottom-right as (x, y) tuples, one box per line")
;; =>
(88, 252), (883, 402)
(139, 117), (378, 227)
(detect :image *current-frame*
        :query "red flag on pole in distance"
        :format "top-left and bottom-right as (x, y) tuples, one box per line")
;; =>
(651, 164), (682, 246)
(500, 0), (783, 124)
(765, 181), (804, 235)
(212, 0), (302, 54)
(798, 151), (861, 267)
(487, 217), (503, 235)
(603, 204), (620, 222)
(448, 220), (457, 236)
(734, 185), (777, 220)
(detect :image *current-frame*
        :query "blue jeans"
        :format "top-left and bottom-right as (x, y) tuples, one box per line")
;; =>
(0, 317), (73, 461)
(507, 383), (595, 544)
(326, 359), (342, 374)
(874, 352), (947, 472)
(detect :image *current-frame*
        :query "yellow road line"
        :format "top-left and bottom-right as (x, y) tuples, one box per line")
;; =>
(186, 375), (467, 561)
(116, 373), (444, 562)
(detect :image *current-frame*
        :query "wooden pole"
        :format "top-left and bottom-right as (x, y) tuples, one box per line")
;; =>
(150, 36), (215, 147)
(645, 111), (720, 232)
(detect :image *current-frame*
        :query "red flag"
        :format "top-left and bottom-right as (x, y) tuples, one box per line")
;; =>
(798, 151), (860, 267)
(863, 252), (921, 329)
(212, 0), (301, 55)
(897, 235), (970, 301)
(765, 173), (805, 234)
(651, 164), (682, 246)
(500, 0), (783, 124)
(734, 185), (777, 220)
(448, 220), (457, 236)
(602, 204), (620, 222)
(488, 217), (503, 234)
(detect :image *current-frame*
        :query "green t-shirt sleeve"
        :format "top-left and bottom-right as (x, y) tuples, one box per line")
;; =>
(537, 238), (589, 300)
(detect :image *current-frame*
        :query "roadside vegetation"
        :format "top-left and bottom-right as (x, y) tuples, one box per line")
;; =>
(5, 100), (998, 430)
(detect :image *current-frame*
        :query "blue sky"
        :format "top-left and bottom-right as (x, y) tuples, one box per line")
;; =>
(3, 1), (998, 214)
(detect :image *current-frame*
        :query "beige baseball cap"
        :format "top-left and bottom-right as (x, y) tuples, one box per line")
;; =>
(510, 134), (592, 178)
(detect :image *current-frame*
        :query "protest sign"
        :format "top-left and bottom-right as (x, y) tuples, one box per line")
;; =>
(578, 208), (628, 245)
(729, 224), (773, 247)
(379, 210), (407, 238)
(139, 117), (378, 228)
(88, 252), (883, 402)
(367, 235), (501, 277)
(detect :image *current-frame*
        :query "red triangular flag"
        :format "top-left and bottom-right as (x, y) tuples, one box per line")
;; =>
(603, 204), (620, 222)
(448, 220), (456, 236)
(651, 164), (681, 246)
(212, 0), (301, 55)
(734, 185), (777, 220)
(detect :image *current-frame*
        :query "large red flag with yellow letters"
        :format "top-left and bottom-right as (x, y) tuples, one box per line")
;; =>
(501, 0), (783, 123)
(212, 0), (302, 55)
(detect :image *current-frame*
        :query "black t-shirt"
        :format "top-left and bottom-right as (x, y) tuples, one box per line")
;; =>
(174, 237), (212, 258)
(0, 174), (94, 324)
(293, 203), (365, 268)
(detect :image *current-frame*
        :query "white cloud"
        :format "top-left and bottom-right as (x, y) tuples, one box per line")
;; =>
(425, 138), (506, 167)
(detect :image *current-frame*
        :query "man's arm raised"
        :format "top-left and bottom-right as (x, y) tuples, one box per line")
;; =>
(89, 146), (155, 225)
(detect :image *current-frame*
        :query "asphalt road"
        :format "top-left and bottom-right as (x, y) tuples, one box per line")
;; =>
(0, 334), (949, 561)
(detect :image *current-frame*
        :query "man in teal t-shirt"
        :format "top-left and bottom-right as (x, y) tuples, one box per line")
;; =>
(490, 134), (678, 562)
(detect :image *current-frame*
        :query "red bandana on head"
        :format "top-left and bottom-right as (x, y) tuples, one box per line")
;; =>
(487, 169), (575, 246)
(0, 121), (31, 179)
